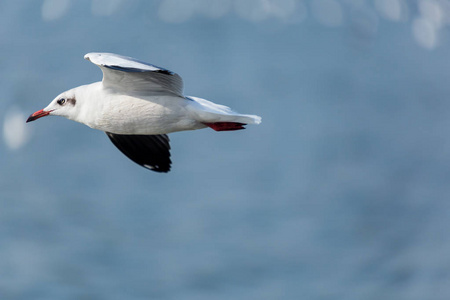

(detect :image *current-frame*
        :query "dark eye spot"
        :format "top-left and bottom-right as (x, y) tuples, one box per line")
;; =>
(67, 98), (76, 106)
(57, 98), (66, 105)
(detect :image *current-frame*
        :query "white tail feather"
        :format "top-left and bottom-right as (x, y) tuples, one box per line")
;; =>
(187, 96), (262, 125)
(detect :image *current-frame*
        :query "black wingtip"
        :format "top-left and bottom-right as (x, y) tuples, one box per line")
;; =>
(105, 65), (174, 76)
(106, 132), (172, 173)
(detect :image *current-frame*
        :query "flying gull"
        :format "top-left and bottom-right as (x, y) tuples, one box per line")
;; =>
(26, 53), (261, 172)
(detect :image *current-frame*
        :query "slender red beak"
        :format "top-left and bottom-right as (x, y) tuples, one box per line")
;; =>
(26, 109), (50, 123)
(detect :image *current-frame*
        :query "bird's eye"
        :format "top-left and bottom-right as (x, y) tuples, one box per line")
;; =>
(57, 98), (66, 105)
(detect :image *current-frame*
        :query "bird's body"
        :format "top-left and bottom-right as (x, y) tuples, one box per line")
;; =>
(27, 53), (261, 172)
(66, 82), (204, 135)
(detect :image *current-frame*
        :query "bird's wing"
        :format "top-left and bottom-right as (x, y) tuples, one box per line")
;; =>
(106, 132), (172, 173)
(85, 52), (183, 97)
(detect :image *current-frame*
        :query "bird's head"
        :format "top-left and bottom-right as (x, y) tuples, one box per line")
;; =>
(26, 89), (78, 123)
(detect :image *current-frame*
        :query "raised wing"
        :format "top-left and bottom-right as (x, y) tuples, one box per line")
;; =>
(106, 132), (172, 173)
(85, 52), (183, 97)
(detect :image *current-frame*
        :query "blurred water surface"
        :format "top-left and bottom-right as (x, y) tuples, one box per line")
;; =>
(1, 1), (450, 299)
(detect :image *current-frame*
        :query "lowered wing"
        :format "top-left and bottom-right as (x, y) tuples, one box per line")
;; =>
(106, 132), (172, 173)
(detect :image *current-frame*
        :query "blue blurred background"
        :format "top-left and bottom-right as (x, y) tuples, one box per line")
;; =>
(1, 0), (450, 299)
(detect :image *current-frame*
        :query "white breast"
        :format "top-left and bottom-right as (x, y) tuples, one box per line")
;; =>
(89, 93), (203, 135)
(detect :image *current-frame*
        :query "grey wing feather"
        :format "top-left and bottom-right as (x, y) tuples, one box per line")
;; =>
(85, 52), (183, 97)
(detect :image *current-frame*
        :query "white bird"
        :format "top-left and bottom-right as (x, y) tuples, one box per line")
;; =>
(27, 53), (261, 172)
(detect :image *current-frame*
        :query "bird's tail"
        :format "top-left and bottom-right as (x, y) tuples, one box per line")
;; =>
(186, 96), (261, 130)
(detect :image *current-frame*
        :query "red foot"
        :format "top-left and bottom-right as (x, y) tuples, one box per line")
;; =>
(204, 122), (246, 131)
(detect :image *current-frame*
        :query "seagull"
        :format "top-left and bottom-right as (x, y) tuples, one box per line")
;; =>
(26, 53), (261, 173)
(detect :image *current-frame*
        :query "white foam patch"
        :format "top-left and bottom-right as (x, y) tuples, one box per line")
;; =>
(158, 0), (198, 23)
(234, 0), (270, 22)
(41, 0), (71, 21)
(3, 107), (30, 150)
(311, 0), (344, 27)
(197, 0), (231, 19)
(268, 0), (299, 21)
(374, 0), (405, 22)
(419, 0), (444, 28)
(412, 17), (438, 49)
(91, 0), (122, 16)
